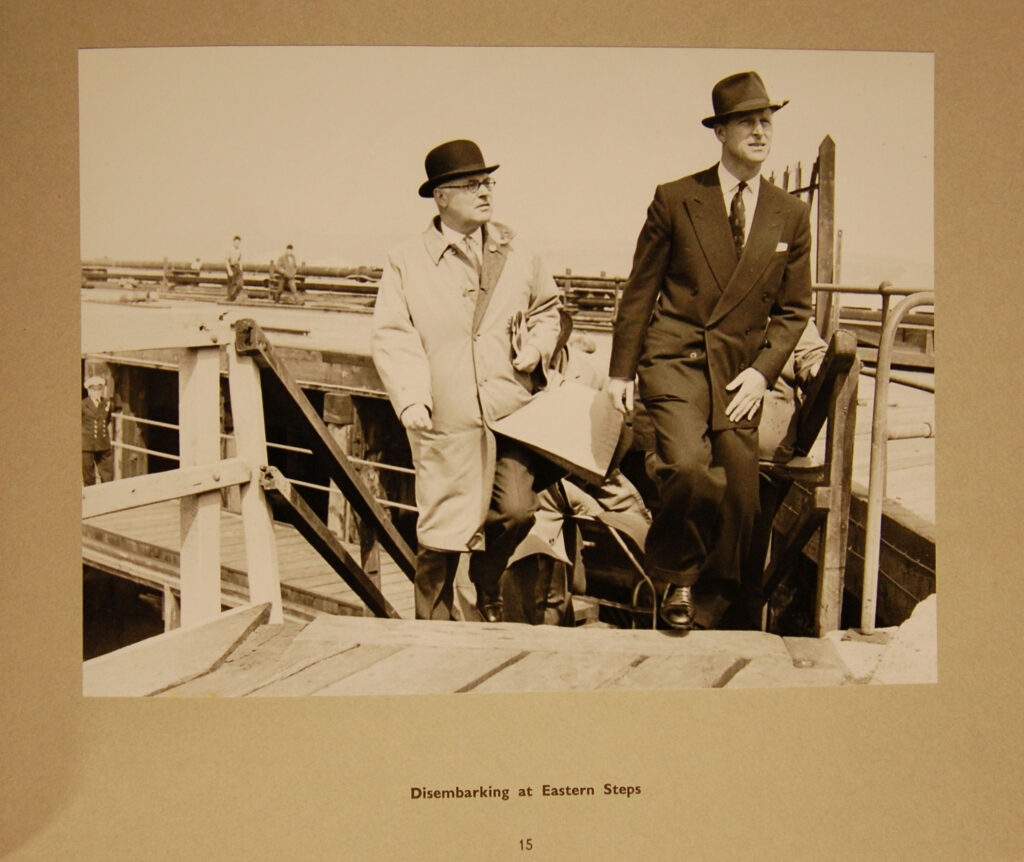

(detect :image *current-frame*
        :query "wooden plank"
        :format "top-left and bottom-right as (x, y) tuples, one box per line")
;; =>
(157, 623), (384, 698)
(470, 650), (644, 692)
(82, 458), (250, 519)
(227, 347), (283, 623)
(248, 643), (405, 696)
(81, 314), (234, 354)
(261, 466), (400, 619)
(178, 346), (224, 627)
(315, 645), (527, 695)
(83, 603), (270, 696)
(605, 653), (742, 690)
(294, 615), (791, 659)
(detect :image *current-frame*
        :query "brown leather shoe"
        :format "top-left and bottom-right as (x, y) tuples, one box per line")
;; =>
(659, 585), (695, 630)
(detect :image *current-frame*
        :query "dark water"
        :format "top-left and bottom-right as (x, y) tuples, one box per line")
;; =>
(83, 567), (165, 660)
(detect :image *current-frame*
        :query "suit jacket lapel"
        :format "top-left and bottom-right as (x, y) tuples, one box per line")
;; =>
(472, 222), (512, 333)
(707, 181), (785, 326)
(684, 167), (738, 293)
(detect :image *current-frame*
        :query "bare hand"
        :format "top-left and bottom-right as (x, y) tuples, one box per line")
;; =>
(605, 377), (635, 415)
(724, 367), (768, 422)
(512, 344), (542, 373)
(400, 403), (433, 431)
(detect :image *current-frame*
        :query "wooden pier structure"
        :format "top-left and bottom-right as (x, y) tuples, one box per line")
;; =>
(81, 285), (935, 694)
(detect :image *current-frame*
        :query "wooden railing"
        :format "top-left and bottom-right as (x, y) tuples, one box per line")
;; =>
(82, 317), (414, 630)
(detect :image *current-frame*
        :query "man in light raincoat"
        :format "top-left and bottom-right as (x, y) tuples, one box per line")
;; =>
(371, 139), (562, 622)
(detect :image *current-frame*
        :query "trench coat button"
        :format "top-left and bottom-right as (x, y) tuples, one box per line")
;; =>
(739, 362), (747, 370)
(691, 287), (699, 296)
(688, 351), (699, 359)
(762, 293), (770, 302)
(488, 244), (497, 252)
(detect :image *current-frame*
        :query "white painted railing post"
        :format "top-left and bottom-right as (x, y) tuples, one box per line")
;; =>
(227, 345), (284, 623)
(178, 345), (223, 627)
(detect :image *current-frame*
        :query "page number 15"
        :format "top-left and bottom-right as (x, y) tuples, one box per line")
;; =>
(519, 838), (533, 851)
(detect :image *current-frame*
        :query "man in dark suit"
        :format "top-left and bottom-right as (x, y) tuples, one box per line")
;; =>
(607, 71), (813, 630)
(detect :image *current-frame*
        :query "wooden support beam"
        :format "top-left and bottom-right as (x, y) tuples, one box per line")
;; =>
(81, 318), (234, 355)
(814, 135), (836, 336)
(814, 351), (861, 635)
(234, 318), (417, 580)
(794, 329), (858, 457)
(81, 458), (251, 519)
(259, 467), (400, 619)
(178, 346), (224, 628)
(760, 485), (831, 605)
(227, 346), (284, 624)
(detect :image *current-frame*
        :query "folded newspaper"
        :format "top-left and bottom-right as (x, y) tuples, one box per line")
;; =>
(490, 379), (624, 485)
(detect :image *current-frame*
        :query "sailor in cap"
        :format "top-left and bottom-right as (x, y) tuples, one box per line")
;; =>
(82, 376), (118, 485)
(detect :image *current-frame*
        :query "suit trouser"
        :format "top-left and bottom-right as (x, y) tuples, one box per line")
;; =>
(643, 396), (760, 590)
(82, 449), (114, 485)
(414, 438), (538, 620)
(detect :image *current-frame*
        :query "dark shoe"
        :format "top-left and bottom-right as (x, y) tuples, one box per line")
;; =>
(476, 582), (504, 623)
(659, 585), (695, 630)
(478, 600), (504, 623)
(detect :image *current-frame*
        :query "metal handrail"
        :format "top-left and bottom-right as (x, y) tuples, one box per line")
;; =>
(860, 291), (936, 633)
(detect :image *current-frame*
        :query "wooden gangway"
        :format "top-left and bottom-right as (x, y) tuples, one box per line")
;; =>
(82, 598), (937, 697)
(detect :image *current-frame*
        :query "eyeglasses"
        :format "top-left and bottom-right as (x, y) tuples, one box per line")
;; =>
(438, 178), (496, 194)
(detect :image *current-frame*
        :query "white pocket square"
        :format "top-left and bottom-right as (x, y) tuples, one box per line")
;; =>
(775, 242), (789, 253)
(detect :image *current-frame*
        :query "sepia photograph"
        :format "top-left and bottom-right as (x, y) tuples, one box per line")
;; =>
(6, 0), (1024, 857)
(78, 46), (936, 696)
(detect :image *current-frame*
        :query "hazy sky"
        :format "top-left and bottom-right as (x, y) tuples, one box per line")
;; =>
(79, 46), (933, 285)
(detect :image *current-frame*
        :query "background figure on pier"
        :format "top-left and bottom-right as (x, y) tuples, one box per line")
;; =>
(371, 139), (562, 623)
(272, 243), (303, 304)
(225, 235), (243, 301)
(607, 71), (813, 631)
(82, 375), (118, 485)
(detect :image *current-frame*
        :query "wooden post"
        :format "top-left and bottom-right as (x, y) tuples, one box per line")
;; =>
(178, 346), (223, 627)
(163, 586), (180, 631)
(112, 413), (124, 481)
(325, 393), (384, 616)
(227, 345), (284, 623)
(814, 136), (837, 334)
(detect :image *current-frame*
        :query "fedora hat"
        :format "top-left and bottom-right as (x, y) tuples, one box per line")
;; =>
(701, 71), (788, 128)
(418, 139), (499, 198)
(84, 376), (105, 389)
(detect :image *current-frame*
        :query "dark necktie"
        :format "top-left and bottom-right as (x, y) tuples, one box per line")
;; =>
(729, 181), (747, 258)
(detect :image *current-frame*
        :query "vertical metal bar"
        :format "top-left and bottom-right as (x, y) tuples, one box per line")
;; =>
(861, 292), (935, 633)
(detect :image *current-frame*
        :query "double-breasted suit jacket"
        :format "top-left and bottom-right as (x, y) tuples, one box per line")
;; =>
(609, 165), (813, 428)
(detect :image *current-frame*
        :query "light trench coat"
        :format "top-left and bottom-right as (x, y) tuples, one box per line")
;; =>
(371, 218), (561, 551)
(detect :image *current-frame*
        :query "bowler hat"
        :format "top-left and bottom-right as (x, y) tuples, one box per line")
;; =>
(701, 71), (788, 128)
(418, 139), (499, 198)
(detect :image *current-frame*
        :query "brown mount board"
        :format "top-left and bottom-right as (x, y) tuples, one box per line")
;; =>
(2, 6), (1022, 862)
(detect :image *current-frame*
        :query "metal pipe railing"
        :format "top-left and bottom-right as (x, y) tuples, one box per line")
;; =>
(860, 291), (936, 633)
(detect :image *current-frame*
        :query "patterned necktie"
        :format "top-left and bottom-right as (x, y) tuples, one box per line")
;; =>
(729, 180), (747, 258)
(462, 233), (481, 275)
